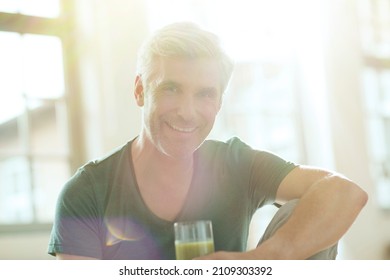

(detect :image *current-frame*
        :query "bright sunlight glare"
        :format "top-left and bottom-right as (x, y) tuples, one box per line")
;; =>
(0, 0), (60, 18)
(146, 0), (326, 62)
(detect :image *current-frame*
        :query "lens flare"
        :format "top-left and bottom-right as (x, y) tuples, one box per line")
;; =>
(104, 216), (146, 246)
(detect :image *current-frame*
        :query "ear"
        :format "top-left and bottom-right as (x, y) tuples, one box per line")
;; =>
(134, 75), (145, 106)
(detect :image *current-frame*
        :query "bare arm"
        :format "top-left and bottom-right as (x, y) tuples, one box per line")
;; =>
(197, 165), (368, 260)
(253, 166), (368, 259)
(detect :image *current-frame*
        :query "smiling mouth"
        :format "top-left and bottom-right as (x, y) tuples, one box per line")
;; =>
(166, 122), (197, 133)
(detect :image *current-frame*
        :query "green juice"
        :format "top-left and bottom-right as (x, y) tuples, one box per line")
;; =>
(175, 240), (215, 260)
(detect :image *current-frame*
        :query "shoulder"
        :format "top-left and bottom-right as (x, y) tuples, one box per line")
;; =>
(75, 141), (132, 184)
(201, 136), (278, 161)
(203, 136), (248, 147)
(200, 137), (297, 174)
(60, 141), (132, 200)
(83, 141), (131, 171)
(198, 137), (259, 175)
(201, 136), (252, 155)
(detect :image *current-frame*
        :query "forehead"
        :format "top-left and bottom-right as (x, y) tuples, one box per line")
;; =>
(153, 57), (221, 90)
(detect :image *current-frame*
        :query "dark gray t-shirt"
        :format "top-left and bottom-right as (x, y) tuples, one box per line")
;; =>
(48, 137), (297, 259)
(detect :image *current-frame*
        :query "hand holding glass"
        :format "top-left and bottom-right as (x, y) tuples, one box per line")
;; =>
(174, 220), (215, 260)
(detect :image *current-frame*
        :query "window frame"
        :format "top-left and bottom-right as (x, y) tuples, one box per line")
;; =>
(358, 0), (390, 209)
(0, 1), (82, 232)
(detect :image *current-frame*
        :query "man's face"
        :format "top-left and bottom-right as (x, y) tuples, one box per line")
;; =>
(137, 57), (222, 159)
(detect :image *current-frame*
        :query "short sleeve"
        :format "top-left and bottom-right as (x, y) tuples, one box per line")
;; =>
(223, 137), (297, 208)
(249, 149), (298, 207)
(48, 168), (103, 258)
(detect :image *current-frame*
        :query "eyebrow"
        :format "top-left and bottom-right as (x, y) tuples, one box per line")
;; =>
(156, 80), (180, 87)
(199, 87), (218, 93)
(153, 80), (181, 91)
(153, 80), (219, 94)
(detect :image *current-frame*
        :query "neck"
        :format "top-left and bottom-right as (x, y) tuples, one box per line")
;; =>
(131, 135), (195, 221)
(131, 135), (194, 185)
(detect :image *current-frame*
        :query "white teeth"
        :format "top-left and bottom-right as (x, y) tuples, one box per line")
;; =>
(168, 123), (196, 133)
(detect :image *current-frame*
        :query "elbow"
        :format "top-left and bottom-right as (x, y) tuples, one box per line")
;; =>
(348, 179), (368, 210)
(356, 186), (369, 209)
(351, 185), (368, 211)
(334, 174), (369, 211)
(349, 184), (369, 222)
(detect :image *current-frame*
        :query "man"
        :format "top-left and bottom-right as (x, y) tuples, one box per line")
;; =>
(48, 22), (368, 260)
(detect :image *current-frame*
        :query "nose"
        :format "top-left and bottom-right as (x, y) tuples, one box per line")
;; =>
(176, 94), (197, 121)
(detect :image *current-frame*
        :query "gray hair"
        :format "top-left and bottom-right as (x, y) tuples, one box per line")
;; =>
(136, 22), (234, 93)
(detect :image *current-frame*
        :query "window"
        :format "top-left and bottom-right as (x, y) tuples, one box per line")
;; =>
(358, 0), (390, 209)
(0, 0), (74, 227)
(0, 0), (60, 18)
(212, 61), (304, 163)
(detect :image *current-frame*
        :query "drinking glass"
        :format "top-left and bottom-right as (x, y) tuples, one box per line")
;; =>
(174, 220), (215, 260)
